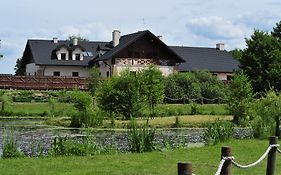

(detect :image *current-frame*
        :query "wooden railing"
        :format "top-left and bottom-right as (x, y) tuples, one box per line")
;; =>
(0, 75), (88, 90)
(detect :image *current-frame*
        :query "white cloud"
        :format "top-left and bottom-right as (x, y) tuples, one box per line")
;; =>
(58, 23), (112, 41)
(186, 16), (249, 40)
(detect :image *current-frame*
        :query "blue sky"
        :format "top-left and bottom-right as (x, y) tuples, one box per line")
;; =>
(0, 0), (281, 74)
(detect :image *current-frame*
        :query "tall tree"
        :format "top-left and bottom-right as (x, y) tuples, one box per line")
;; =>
(272, 21), (281, 41)
(229, 48), (243, 60)
(240, 29), (281, 92)
(14, 58), (25, 75)
(139, 66), (164, 117)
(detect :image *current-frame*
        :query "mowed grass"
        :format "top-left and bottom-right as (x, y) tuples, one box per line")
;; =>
(0, 139), (280, 175)
(104, 115), (233, 128)
(1, 103), (228, 117)
(3, 102), (76, 116)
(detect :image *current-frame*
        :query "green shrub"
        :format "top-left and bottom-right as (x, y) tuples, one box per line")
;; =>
(128, 119), (156, 153)
(203, 120), (234, 145)
(70, 91), (103, 127)
(248, 91), (281, 138)
(2, 130), (23, 158)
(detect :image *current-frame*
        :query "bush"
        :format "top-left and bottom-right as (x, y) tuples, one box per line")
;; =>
(2, 130), (23, 158)
(128, 119), (156, 153)
(70, 91), (103, 127)
(248, 91), (281, 138)
(226, 72), (254, 125)
(96, 69), (144, 120)
(203, 120), (234, 145)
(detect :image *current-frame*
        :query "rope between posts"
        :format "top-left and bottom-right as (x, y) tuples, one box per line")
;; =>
(214, 156), (233, 175)
(277, 147), (281, 154)
(232, 144), (279, 169)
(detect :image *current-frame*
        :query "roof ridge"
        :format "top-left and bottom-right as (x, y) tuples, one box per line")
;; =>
(170, 45), (216, 49)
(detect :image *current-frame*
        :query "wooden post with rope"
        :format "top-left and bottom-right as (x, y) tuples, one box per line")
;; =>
(266, 136), (278, 175)
(221, 146), (232, 175)
(178, 162), (192, 175)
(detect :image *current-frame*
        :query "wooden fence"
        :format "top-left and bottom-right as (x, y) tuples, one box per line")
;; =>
(0, 74), (88, 90)
(178, 136), (279, 175)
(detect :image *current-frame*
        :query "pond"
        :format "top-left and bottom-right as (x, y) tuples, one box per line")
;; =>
(0, 118), (206, 156)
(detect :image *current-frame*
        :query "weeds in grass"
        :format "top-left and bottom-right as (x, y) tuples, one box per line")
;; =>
(203, 120), (233, 145)
(128, 119), (156, 153)
(2, 130), (23, 158)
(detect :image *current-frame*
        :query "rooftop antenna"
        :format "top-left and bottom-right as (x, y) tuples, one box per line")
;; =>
(0, 40), (3, 59)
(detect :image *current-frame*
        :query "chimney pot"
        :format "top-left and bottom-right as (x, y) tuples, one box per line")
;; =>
(73, 38), (78, 46)
(53, 37), (58, 43)
(112, 30), (121, 47)
(216, 43), (225, 51)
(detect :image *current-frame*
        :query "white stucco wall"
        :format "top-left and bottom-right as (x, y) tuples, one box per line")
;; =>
(43, 66), (90, 77)
(99, 60), (111, 78)
(56, 47), (69, 60)
(71, 48), (83, 61)
(215, 73), (233, 81)
(26, 63), (40, 75)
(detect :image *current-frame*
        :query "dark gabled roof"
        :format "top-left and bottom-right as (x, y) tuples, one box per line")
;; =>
(170, 46), (239, 73)
(26, 40), (110, 66)
(95, 30), (185, 63)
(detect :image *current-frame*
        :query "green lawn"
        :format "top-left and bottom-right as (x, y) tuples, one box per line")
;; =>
(0, 139), (280, 175)
(3, 102), (76, 116)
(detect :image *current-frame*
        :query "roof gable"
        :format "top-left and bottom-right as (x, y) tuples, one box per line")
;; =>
(96, 30), (185, 63)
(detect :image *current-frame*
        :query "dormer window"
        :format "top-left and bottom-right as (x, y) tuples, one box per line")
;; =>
(61, 53), (66, 60)
(75, 53), (81, 60)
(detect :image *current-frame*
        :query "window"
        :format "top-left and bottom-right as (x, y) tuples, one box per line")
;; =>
(61, 53), (66, 60)
(75, 53), (81, 60)
(53, 71), (60, 76)
(72, 72), (79, 77)
(34, 72), (37, 76)
(227, 75), (233, 81)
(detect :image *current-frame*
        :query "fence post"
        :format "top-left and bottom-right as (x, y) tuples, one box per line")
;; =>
(178, 162), (192, 175)
(221, 146), (232, 175)
(266, 136), (278, 175)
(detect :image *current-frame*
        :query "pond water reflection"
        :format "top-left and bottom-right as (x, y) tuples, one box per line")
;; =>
(0, 118), (205, 156)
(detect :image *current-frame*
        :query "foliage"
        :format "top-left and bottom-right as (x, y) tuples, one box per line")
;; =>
(194, 71), (226, 103)
(203, 120), (234, 145)
(48, 98), (56, 117)
(249, 91), (281, 138)
(240, 25), (281, 93)
(139, 66), (164, 117)
(70, 91), (103, 127)
(96, 69), (144, 119)
(128, 119), (157, 153)
(164, 71), (226, 104)
(226, 72), (253, 125)
(87, 67), (101, 96)
(0, 93), (11, 111)
(67, 35), (89, 41)
(164, 72), (201, 101)
(14, 58), (25, 75)
(229, 48), (243, 60)
(271, 21), (281, 41)
(2, 130), (23, 158)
